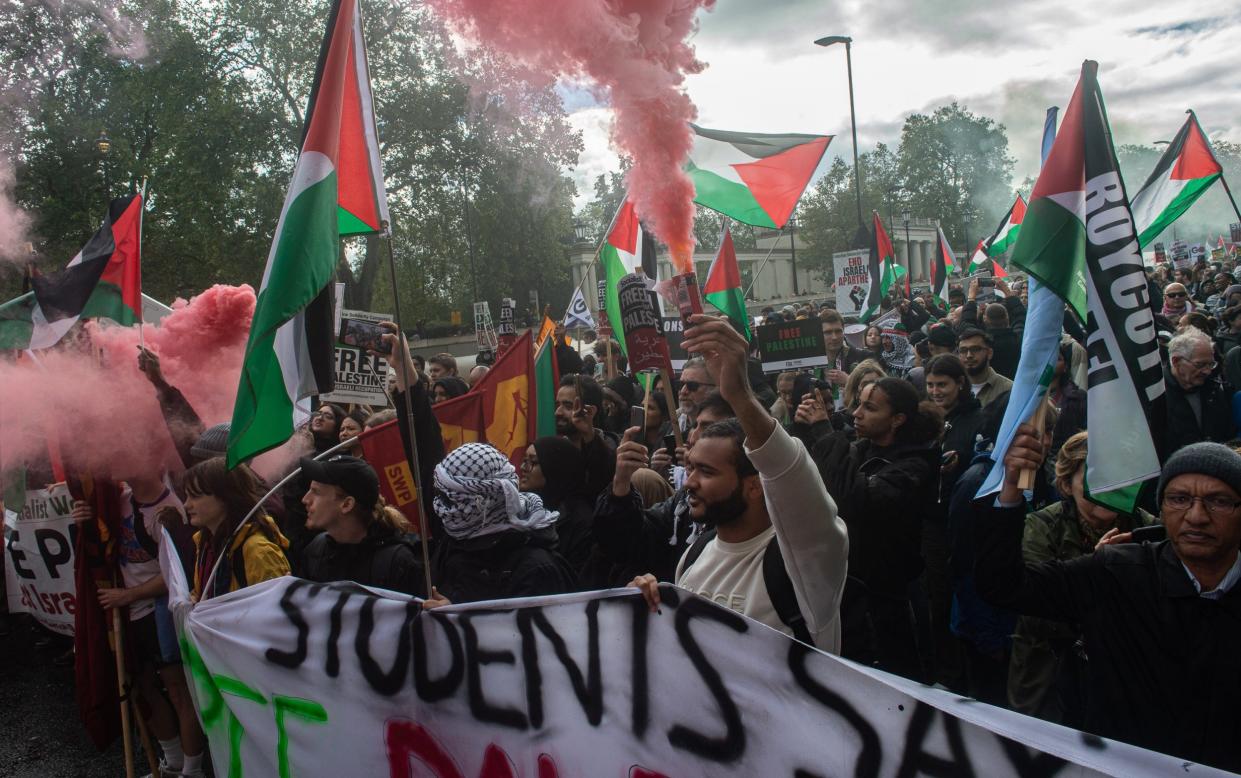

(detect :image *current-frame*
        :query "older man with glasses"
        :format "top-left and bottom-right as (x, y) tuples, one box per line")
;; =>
(975, 434), (1241, 772)
(1164, 328), (1235, 457)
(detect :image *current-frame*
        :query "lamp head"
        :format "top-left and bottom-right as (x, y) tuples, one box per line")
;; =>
(95, 130), (111, 155)
(814, 35), (852, 47)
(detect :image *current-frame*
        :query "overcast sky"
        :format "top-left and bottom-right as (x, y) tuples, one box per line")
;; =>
(566, 0), (1240, 210)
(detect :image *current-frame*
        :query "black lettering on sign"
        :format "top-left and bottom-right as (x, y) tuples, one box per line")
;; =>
(461, 610), (529, 731)
(788, 642), (881, 778)
(998, 738), (1069, 778)
(517, 600), (603, 729)
(355, 595), (417, 696)
(34, 529), (71, 578)
(630, 594), (652, 739)
(894, 701), (975, 778)
(666, 593), (747, 763)
(7, 530), (34, 579)
(265, 580), (313, 669)
(339, 349), (358, 372)
(325, 589), (352, 678)
(1084, 322), (1118, 387)
(413, 610), (464, 702)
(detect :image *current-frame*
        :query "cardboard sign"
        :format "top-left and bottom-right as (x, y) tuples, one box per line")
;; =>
(596, 280), (613, 337)
(3, 485), (78, 636)
(497, 298), (516, 355)
(661, 317), (688, 371)
(473, 301), (498, 359)
(618, 273), (671, 373)
(833, 249), (871, 317)
(756, 318), (828, 373)
(1231, 222), (1241, 245)
(1152, 242), (1167, 264)
(1171, 240), (1191, 269)
(165, 571), (1211, 778)
(322, 308), (392, 406)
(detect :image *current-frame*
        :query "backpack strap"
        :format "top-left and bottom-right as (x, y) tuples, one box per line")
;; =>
(762, 537), (813, 646)
(679, 528), (717, 574)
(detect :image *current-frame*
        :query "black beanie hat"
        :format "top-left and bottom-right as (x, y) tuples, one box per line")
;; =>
(1157, 442), (1241, 505)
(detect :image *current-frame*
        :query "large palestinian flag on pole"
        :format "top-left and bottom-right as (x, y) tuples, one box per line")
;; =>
(860, 211), (905, 321)
(598, 198), (656, 356)
(227, 0), (388, 468)
(703, 221), (750, 339)
(688, 124), (831, 229)
(1006, 60), (1163, 513)
(984, 194), (1026, 257)
(0, 195), (142, 350)
(1130, 111), (1223, 248)
(930, 226), (955, 304)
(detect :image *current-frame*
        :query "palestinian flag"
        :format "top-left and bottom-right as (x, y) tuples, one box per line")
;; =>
(0, 196), (142, 350)
(227, 0), (388, 468)
(703, 221), (750, 339)
(1007, 60), (1164, 513)
(860, 211), (906, 321)
(931, 226), (955, 304)
(688, 124), (831, 229)
(599, 198), (657, 356)
(1130, 111), (1223, 247)
(533, 335), (559, 438)
(967, 239), (1008, 278)
(985, 194), (1026, 257)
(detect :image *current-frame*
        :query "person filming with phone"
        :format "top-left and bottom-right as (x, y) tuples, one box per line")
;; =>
(975, 432), (1241, 772)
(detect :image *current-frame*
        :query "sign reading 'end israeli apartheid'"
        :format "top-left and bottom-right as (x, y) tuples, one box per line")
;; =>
(755, 318), (828, 373)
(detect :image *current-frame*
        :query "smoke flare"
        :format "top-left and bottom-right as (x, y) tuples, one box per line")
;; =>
(424, 0), (715, 273)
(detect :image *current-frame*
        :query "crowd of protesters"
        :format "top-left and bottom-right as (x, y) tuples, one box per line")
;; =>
(4, 256), (1241, 775)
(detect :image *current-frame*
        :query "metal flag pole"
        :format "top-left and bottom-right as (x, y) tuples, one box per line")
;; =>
(136, 177), (149, 352)
(381, 226), (436, 599)
(742, 226), (788, 299)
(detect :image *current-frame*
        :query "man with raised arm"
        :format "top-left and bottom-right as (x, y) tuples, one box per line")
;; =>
(630, 315), (849, 651)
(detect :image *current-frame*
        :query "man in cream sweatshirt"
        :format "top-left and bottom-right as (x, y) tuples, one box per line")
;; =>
(630, 315), (850, 652)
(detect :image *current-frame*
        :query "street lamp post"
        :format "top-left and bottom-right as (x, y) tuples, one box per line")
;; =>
(95, 130), (111, 209)
(815, 35), (864, 238)
(902, 207), (912, 284)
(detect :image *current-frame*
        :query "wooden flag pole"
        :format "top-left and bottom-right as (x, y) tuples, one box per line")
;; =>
(133, 700), (160, 778)
(112, 609), (136, 778)
(1017, 397), (1051, 491)
(382, 228), (435, 600)
(136, 177), (148, 352)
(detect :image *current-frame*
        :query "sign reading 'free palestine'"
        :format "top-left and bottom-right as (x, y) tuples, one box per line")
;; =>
(756, 318), (828, 373)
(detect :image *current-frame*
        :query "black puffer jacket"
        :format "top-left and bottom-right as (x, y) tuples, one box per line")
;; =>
(592, 486), (694, 587)
(811, 432), (939, 596)
(301, 522), (425, 597)
(432, 527), (577, 604)
(938, 395), (985, 513)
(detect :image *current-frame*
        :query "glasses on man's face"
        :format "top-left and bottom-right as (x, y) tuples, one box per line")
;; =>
(1162, 492), (1241, 517)
(1181, 358), (1217, 373)
(958, 346), (987, 356)
(1166, 292), (1187, 298)
(681, 381), (716, 393)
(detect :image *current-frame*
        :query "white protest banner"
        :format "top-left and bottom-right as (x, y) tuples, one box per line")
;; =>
(3, 484), (78, 635)
(164, 572), (1220, 778)
(833, 248), (871, 317)
(323, 308), (392, 406)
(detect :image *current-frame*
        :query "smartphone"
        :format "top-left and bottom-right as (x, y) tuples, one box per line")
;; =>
(977, 277), (996, 288)
(663, 433), (677, 455)
(339, 317), (391, 354)
(629, 405), (646, 431)
(1129, 525), (1167, 544)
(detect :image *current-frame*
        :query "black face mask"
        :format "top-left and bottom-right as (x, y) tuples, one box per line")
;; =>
(696, 484), (748, 529)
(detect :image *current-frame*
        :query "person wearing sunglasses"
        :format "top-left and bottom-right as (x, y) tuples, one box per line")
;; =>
(1164, 328), (1235, 457)
(675, 357), (716, 435)
(976, 431), (1241, 774)
(1161, 282), (1195, 318)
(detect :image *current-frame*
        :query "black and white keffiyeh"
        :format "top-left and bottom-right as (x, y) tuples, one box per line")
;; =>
(432, 443), (557, 540)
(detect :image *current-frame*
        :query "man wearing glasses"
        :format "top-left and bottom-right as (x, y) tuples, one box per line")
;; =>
(956, 328), (1012, 408)
(675, 357), (716, 435)
(1164, 328), (1235, 457)
(1162, 281), (1195, 318)
(976, 431), (1241, 773)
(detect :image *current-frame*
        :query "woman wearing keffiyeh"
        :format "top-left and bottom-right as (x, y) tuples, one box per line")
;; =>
(425, 443), (578, 607)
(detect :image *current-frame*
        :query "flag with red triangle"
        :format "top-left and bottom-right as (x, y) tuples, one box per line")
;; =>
(984, 194), (1027, 257)
(703, 221), (750, 339)
(1130, 111), (1223, 247)
(861, 211), (907, 321)
(228, 0), (389, 468)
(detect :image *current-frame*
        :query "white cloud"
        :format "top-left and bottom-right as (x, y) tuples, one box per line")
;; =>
(566, 0), (1241, 209)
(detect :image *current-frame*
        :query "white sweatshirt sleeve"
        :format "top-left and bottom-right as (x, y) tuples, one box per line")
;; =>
(745, 423), (850, 653)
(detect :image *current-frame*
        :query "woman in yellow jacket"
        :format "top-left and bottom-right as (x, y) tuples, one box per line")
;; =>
(183, 457), (291, 601)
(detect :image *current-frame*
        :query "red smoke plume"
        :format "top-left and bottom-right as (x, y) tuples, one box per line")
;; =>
(425, 0), (714, 273)
(0, 285), (255, 482)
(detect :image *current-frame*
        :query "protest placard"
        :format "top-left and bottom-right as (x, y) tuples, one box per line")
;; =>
(618, 273), (671, 373)
(661, 317), (688, 370)
(755, 318), (828, 373)
(833, 249), (871, 317)
(3, 484), (78, 636)
(322, 308), (392, 406)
